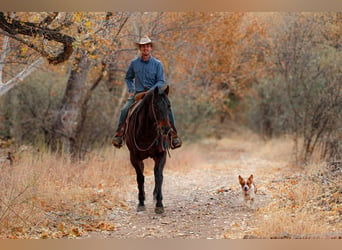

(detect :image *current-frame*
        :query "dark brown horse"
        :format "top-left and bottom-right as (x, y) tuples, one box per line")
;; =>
(125, 86), (171, 214)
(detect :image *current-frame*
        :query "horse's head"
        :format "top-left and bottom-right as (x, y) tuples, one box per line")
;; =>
(152, 85), (171, 136)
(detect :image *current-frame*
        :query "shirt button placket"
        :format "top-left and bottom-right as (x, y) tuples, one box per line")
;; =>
(142, 63), (146, 89)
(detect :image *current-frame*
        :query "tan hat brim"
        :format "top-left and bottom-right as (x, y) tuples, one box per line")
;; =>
(135, 42), (153, 49)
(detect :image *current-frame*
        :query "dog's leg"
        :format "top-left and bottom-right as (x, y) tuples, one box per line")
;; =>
(243, 195), (249, 208)
(250, 197), (256, 209)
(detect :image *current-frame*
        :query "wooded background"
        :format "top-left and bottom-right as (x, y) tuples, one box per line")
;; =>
(0, 12), (341, 163)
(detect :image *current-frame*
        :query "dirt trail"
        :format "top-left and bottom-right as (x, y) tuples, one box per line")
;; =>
(86, 137), (292, 239)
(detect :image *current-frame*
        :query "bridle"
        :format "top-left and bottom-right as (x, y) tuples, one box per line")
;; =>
(132, 91), (171, 153)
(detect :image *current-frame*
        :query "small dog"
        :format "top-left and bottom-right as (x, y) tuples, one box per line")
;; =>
(238, 175), (257, 208)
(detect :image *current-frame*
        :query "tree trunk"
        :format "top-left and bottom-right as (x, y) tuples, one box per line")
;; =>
(51, 49), (91, 157)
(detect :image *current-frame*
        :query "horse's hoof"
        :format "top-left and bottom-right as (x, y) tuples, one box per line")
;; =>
(137, 205), (146, 212)
(155, 207), (164, 214)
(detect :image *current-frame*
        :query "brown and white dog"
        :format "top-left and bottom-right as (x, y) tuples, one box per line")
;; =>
(238, 175), (257, 208)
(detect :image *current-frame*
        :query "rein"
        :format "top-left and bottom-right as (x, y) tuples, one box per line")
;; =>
(132, 92), (169, 152)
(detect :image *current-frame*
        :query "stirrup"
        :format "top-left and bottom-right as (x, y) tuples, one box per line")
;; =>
(171, 136), (182, 149)
(112, 135), (123, 148)
(112, 122), (126, 148)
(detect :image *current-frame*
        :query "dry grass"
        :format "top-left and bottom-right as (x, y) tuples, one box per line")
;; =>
(0, 134), (340, 239)
(0, 146), (134, 238)
(251, 162), (341, 238)
(0, 142), (205, 238)
(211, 134), (341, 238)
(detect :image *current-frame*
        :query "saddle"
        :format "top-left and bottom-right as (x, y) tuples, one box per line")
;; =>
(127, 91), (147, 119)
(119, 92), (147, 139)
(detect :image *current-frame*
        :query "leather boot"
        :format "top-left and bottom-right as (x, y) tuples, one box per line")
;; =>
(112, 124), (125, 148)
(170, 129), (182, 149)
(112, 135), (123, 148)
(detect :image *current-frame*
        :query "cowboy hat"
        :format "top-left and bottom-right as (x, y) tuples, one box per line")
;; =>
(135, 36), (153, 48)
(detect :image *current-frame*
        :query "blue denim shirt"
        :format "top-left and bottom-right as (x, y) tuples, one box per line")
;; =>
(125, 56), (165, 94)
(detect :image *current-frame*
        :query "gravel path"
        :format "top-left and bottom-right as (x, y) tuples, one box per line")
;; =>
(87, 140), (273, 239)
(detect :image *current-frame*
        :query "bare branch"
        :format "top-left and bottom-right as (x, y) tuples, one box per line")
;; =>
(0, 12), (75, 64)
(39, 12), (59, 27)
(0, 57), (44, 97)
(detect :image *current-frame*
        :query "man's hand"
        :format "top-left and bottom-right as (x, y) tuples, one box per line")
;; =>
(134, 92), (147, 101)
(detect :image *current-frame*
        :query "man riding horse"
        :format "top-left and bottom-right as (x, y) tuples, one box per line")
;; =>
(112, 36), (182, 149)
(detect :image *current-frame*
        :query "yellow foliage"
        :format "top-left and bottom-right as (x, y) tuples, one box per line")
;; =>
(85, 20), (92, 28)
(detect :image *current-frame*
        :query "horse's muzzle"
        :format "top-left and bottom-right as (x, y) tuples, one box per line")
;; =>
(158, 120), (171, 135)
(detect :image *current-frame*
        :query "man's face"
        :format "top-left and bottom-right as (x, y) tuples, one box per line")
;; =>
(139, 43), (152, 57)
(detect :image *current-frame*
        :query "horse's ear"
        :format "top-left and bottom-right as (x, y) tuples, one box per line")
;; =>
(154, 86), (159, 96)
(164, 85), (169, 95)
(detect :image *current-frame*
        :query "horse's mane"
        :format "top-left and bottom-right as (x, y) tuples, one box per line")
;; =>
(140, 89), (154, 106)
(137, 88), (167, 112)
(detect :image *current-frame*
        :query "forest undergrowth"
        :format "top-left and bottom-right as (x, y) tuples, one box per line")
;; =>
(0, 132), (340, 239)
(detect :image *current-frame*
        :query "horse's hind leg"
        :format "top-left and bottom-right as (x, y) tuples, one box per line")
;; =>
(131, 157), (145, 212)
(153, 153), (166, 214)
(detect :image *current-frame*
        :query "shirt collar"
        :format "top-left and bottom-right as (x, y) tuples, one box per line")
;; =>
(140, 55), (152, 63)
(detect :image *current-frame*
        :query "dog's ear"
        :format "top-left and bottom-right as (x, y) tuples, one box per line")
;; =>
(248, 174), (253, 181)
(238, 175), (243, 183)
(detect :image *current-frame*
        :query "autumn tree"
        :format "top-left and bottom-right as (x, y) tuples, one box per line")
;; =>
(115, 13), (268, 137)
(145, 13), (268, 136)
(203, 13), (268, 122)
(0, 12), (130, 158)
(246, 13), (342, 163)
(2, 12), (339, 163)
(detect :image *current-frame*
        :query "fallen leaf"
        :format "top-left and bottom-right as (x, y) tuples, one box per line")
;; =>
(97, 221), (115, 231)
(41, 231), (49, 239)
(70, 228), (81, 237)
(58, 222), (65, 233)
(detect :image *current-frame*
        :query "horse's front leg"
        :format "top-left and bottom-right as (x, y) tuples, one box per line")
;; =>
(153, 153), (166, 214)
(131, 156), (145, 212)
